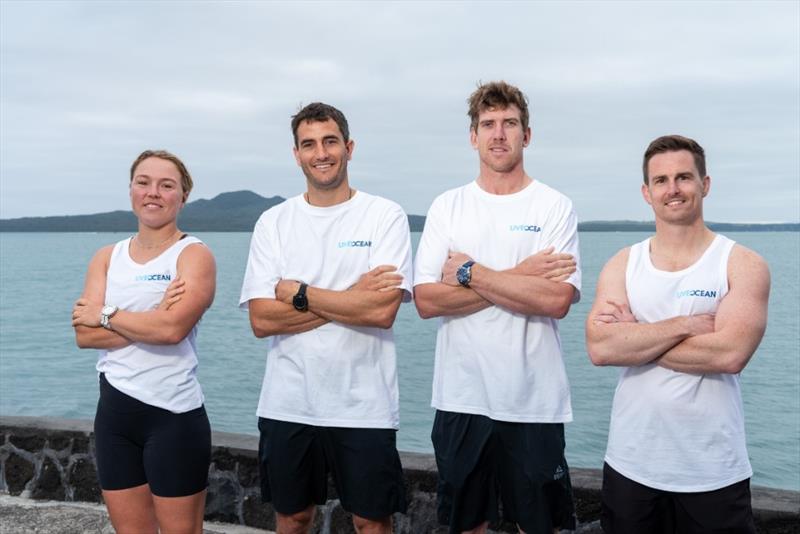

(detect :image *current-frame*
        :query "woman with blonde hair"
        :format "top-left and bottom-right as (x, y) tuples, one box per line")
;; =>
(72, 149), (216, 534)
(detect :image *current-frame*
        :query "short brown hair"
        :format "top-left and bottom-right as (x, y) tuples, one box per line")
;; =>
(291, 102), (350, 147)
(467, 81), (530, 131)
(642, 135), (706, 184)
(130, 150), (194, 199)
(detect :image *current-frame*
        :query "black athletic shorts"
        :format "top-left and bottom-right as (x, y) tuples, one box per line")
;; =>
(257, 418), (407, 519)
(431, 410), (576, 534)
(601, 462), (756, 534)
(94, 373), (211, 497)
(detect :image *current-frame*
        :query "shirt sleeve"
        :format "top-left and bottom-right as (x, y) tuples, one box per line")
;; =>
(543, 197), (582, 303)
(370, 203), (414, 302)
(413, 195), (450, 286)
(239, 213), (282, 308)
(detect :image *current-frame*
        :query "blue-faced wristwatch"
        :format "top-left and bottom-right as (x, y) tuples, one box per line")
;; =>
(456, 260), (476, 288)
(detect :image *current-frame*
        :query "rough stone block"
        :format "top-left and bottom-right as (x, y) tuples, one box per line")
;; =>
(236, 455), (259, 488)
(211, 448), (237, 472)
(4, 452), (35, 495)
(32, 457), (65, 501)
(242, 492), (275, 530)
(327, 501), (356, 534)
(395, 491), (441, 534)
(69, 458), (101, 503)
(8, 435), (45, 452)
(574, 487), (602, 523)
(71, 435), (90, 454)
(406, 468), (438, 494)
(205, 475), (240, 523)
(47, 435), (72, 452)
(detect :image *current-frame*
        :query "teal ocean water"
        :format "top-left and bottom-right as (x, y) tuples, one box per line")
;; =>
(0, 231), (798, 491)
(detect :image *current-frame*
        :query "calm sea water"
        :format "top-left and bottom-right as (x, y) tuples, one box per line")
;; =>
(0, 231), (798, 491)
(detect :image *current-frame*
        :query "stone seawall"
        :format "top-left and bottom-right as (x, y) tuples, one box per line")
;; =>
(1, 416), (797, 533)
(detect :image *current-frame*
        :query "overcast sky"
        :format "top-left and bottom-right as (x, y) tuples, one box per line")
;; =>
(1, 1), (798, 222)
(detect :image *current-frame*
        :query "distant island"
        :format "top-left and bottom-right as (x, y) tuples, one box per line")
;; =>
(1, 190), (797, 232)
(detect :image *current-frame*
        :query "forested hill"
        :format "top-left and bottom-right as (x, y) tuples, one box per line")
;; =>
(0, 191), (796, 232)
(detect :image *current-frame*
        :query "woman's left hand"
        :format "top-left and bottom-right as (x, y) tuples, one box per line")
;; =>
(72, 298), (102, 327)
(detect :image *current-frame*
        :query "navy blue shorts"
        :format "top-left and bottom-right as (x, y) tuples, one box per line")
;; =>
(601, 462), (756, 534)
(258, 418), (407, 520)
(431, 410), (576, 534)
(94, 373), (211, 497)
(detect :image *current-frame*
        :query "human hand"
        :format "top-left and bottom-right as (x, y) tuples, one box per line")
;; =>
(593, 300), (637, 324)
(684, 313), (716, 337)
(350, 265), (403, 292)
(275, 279), (301, 304)
(156, 276), (185, 310)
(511, 247), (576, 281)
(72, 298), (103, 328)
(441, 252), (473, 286)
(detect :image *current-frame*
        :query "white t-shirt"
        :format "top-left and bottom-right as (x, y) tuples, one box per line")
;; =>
(414, 180), (581, 423)
(239, 191), (413, 429)
(605, 234), (752, 492)
(97, 236), (205, 413)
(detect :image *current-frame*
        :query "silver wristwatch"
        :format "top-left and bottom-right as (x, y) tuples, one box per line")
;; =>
(100, 305), (118, 330)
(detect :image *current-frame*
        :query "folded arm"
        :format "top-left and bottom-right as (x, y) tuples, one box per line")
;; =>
(275, 266), (404, 329)
(73, 244), (216, 347)
(657, 246), (770, 374)
(415, 247), (577, 319)
(248, 298), (329, 338)
(586, 248), (715, 366)
(248, 265), (404, 337)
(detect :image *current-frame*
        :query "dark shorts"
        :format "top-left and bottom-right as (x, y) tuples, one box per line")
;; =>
(431, 410), (576, 534)
(601, 462), (756, 534)
(94, 373), (211, 497)
(257, 418), (407, 520)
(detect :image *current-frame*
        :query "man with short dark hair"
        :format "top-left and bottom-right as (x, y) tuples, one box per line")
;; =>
(414, 81), (581, 534)
(586, 134), (770, 534)
(240, 102), (412, 534)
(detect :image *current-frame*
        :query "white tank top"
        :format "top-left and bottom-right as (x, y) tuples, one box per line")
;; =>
(605, 234), (752, 492)
(96, 236), (205, 413)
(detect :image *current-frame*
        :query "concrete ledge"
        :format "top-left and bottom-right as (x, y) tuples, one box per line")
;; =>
(1, 415), (797, 533)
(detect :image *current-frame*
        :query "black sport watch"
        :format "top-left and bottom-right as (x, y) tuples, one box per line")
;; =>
(292, 282), (308, 312)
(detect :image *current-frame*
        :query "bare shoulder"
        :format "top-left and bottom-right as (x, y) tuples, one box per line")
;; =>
(178, 242), (216, 266)
(88, 244), (115, 269)
(728, 244), (770, 293)
(602, 246), (632, 274)
(729, 244), (770, 279)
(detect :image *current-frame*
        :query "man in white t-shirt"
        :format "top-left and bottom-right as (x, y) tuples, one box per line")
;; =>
(414, 81), (581, 534)
(240, 103), (413, 534)
(586, 135), (769, 533)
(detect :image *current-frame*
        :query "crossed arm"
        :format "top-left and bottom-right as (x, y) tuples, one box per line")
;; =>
(585, 246), (770, 374)
(247, 265), (405, 338)
(72, 244), (216, 348)
(414, 247), (577, 319)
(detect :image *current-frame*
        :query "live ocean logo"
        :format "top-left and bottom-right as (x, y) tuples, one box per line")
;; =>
(134, 273), (172, 282)
(338, 240), (372, 248)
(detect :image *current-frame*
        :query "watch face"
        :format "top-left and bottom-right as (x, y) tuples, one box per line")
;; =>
(457, 261), (474, 287)
(293, 294), (308, 312)
(102, 305), (116, 316)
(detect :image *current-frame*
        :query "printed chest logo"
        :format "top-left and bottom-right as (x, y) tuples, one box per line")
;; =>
(509, 224), (542, 232)
(676, 289), (717, 298)
(134, 273), (172, 282)
(338, 240), (372, 248)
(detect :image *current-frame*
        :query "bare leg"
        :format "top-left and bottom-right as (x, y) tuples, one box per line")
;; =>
(276, 504), (316, 534)
(353, 513), (392, 534)
(102, 484), (158, 534)
(152, 488), (207, 534)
